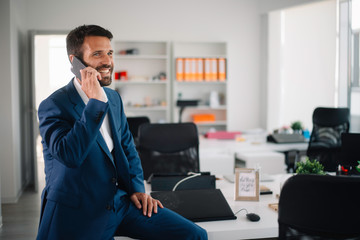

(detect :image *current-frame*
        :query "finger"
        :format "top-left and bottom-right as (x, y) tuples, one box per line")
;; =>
(130, 195), (142, 209)
(147, 198), (154, 217)
(78, 69), (84, 82)
(153, 200), (158, 214)
(96, 71), (102, 80)
(157, 200), (164, 209)
(142, 195), (148, 216)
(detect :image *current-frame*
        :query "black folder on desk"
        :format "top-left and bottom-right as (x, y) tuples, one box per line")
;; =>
(267, 133), (306, 143)
(151, 189), (237, 222)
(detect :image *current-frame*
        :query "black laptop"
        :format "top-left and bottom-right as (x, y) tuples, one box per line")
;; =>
(151, 189), (237, 222)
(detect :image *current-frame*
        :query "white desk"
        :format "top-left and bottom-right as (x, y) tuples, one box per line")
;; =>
(115, 174), (292, 240)
(199, 137), (308, 175)
(196, 175), (287, 240)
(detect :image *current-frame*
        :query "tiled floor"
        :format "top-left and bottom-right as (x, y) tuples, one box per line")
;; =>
(0, 188), (42, 240)
(0, 136), (45, 240)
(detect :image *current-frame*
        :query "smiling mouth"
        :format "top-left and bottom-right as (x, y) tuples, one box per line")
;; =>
(98, 69), (110, 74)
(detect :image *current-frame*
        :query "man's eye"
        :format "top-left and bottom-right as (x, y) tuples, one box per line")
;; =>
(93, 53), (100, 56)
(108, 52), (113, 56)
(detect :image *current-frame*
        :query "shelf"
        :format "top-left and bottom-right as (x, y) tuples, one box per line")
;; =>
(172, 41), (228, 129)
(172, 42), (227, 57)
(174, 55), (227, 59)
(175, 81), (227, 85)
(113, 40), (170, 123)
(125, 106), (167, 111)
(114, 80), (167, 85)
(194, 121), (227, 126)
(115, 55), (167, 60)
(176, 105), (227, 110)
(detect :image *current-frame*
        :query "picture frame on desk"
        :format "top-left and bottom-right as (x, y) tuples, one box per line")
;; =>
(235, 168), (259, 201)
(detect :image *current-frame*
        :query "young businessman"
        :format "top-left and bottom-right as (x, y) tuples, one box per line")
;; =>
(36, 24), (207, 240)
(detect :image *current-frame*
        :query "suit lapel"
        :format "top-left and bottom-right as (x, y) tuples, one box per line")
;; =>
(65, 79), (85, 119)
(66, 79), (115, 167)
(107, 92), (131, 189)
(96, 134), (115, 167)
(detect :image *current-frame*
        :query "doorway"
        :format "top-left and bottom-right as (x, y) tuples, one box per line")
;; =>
(31, 32), (71, 191)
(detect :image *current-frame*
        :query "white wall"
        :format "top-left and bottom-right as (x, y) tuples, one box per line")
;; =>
(267, 0), (337, 131)
(259, 0), (325, 13)
(0, 0), (10, 222)
(0, 0), (20, 204)
(0, 0), (30, 204)
(20, 0), (263, 131)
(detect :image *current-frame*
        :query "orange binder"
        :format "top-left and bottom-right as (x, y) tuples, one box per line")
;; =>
(176, 58), (184, 81)
(195, 58), (204, 81)
(210, 58), (218, 81)
(190, 58), (196, 81)
(218, 58), (226, 81)
(184, 58), (191, 81)
(204, 58), (211, 81)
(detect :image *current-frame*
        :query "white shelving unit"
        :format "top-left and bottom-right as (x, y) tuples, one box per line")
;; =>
(111, 41), (170, 123)
(172, 42), (228, 134)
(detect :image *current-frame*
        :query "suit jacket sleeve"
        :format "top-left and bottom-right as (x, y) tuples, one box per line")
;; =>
(38, 97), (109, 168)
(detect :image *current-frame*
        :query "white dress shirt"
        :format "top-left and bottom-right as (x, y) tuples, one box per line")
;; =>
(73, 78), (114, 152)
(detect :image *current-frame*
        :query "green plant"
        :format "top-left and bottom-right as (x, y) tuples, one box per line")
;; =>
(291, 121), (303, 131)
(296, 158), (325, 175)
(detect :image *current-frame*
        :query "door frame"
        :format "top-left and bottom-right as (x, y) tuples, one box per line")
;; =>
(28, 30), (69, 192)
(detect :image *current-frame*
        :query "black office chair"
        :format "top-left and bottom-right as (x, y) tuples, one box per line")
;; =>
(307, 107), (350, 172)
(278, 174), (360, 240)
(137, 122), (200, 181)
(339, 133), (360, 174)
(126, 116), (150, 145)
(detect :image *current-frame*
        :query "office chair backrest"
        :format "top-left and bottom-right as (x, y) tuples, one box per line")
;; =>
(311, 107), (349, 146)
(278, 174), (360, 240)
(138, 122), (200, 180)
(312, 107), (350, 127)
(307, 107), (350, 171)
(340, 132), (360, 168)
(126, 116), (150, 144)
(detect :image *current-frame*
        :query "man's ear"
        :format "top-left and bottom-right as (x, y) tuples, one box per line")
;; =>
(69, 55), (74, 63)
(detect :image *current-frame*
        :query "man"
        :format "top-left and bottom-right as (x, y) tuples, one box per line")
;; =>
(37, 25), (207, 240)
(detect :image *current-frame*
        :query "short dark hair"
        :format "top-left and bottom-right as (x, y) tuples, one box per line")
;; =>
(66, 25), (113, 58)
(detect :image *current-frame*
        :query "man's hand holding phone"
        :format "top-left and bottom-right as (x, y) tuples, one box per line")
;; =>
(71, 56), (106, 102)
(79, 67), (106, 102)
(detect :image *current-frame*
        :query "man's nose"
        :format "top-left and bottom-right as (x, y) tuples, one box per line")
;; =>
(101, 55), (112, 65)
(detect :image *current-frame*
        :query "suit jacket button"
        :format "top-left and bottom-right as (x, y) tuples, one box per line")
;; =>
(106, 205), (112, 211)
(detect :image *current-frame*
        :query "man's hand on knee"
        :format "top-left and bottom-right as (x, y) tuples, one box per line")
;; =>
(130, 193), (164, 217)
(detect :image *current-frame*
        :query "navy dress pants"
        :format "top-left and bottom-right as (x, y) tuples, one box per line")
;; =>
(102, 195), (208, 240)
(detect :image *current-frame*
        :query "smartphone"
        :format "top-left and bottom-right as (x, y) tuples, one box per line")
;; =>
(71, 56), (87, 81)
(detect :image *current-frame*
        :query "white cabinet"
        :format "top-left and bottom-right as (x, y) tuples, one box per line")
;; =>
(111, 41), (170, 123)
(172, 42), (228, 134)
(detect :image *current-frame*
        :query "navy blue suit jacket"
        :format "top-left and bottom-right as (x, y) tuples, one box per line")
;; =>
(36, 80), (145, 239)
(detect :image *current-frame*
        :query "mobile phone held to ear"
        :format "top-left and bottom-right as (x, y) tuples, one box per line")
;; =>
(71, 56), (87, 81)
